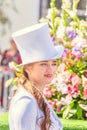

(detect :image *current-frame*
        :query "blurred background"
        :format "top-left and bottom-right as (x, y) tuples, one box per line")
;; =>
(0, 0), (87, 51)
(0, 0), (87, 111)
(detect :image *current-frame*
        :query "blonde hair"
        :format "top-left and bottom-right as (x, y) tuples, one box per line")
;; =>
(17, 69), (52, 130)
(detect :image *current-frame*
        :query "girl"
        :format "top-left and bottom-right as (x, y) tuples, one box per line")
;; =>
(9, 23), (64, 130)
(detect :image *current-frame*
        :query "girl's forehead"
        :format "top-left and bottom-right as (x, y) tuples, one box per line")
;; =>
(24, 59), (57, 67)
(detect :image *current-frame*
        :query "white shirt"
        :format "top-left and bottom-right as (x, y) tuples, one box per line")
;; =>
(9, 86), (63, 130)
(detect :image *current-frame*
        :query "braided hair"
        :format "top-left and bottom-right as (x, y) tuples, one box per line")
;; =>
(18, 69), (52, 130)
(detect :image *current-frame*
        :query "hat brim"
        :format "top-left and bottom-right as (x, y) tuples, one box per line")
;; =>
(18, 45), (64, 66)
(53, 45), (64, 59)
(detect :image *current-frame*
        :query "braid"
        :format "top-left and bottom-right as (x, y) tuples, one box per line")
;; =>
(33, 87), (52, 130)
(18, 69), (52, 130)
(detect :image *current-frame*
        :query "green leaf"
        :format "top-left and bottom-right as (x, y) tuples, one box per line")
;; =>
(77, 105), (83, 119)
(63, 106), (70, 119)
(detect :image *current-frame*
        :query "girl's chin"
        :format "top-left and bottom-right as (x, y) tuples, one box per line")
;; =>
(44, 80), (52, 85)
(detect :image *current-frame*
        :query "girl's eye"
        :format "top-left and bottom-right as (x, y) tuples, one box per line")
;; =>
(52, 63), (56, 66)
(41, 63), (47, 66)
(40, 63), (56, 66)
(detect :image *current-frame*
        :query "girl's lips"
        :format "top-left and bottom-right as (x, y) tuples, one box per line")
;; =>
(44, 74), (53, 78)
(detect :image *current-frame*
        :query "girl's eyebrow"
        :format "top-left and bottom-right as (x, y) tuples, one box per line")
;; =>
(40, 60), (57, 63)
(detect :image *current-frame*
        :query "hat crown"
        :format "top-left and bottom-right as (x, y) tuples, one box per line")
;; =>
(12, 23), (64, 65)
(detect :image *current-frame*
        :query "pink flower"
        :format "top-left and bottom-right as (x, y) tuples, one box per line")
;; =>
(48, 100), (55, 108)
(82, 76), (87, 88)
(50, 88), (56, 95)
(58, 38), (63, 43)
(57, 106), (62, 112)
(58, 63), (67, 72)
(43, 86), (56, 98)
(67, 85), (72, 94)
(63, 48), (70, 57)
(84, 71), (87, 77)
(85, 112), (87, 118)
(67, 85), (79, 98)
(71, 75), (81, 86)
(83, 89), (87, 99)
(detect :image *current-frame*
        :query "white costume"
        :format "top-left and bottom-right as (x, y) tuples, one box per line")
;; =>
(9, 86), (63, 130)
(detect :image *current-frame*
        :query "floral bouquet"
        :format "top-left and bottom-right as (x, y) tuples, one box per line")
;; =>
(41, 0), (87, 119)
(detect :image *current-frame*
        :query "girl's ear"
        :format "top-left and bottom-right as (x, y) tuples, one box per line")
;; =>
(24, 65), (28, 73)
(24, 65), (32, 75)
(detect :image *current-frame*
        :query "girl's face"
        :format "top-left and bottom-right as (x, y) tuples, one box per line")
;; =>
(25, 60), (57, 90)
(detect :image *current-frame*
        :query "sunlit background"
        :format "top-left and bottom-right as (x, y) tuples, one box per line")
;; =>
(0, 0), (87, 51)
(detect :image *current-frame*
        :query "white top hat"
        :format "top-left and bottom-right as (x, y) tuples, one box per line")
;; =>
(12, 22), (64, 66)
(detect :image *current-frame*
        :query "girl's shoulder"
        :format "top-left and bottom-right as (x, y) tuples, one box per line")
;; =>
(10, 85), (37, 108)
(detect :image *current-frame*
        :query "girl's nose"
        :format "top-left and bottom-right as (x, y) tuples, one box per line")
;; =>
(47, 64), (56, 72)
